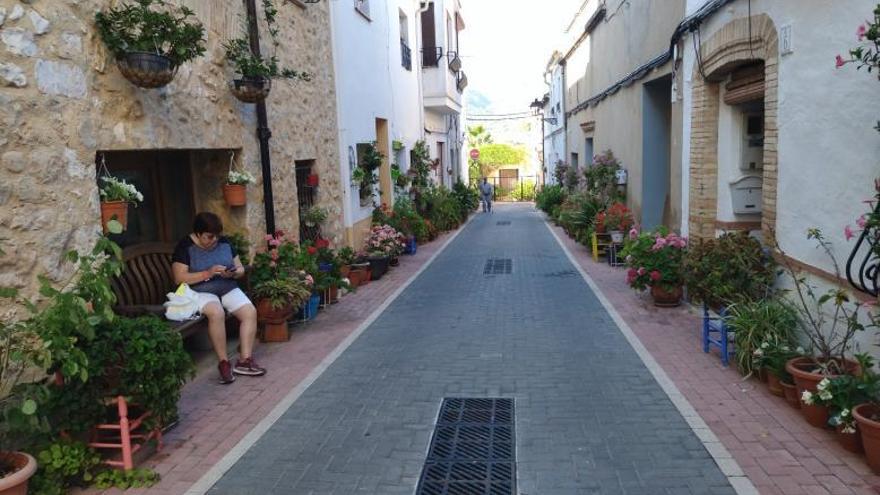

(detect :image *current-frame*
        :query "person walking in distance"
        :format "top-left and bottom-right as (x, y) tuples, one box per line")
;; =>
(479, 177), (494, 213)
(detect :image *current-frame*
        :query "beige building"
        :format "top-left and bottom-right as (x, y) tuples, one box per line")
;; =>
(560, 0), (687, 231)
(0, 0), (342, 298)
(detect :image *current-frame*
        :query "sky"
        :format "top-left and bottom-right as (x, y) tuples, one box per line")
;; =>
(460, 0), (587, 115)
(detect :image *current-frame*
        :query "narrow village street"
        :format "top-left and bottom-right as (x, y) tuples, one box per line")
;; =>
(205, 204), (734, 495)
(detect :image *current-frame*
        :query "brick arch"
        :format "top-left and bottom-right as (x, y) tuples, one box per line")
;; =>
(688, 14), (779, 241)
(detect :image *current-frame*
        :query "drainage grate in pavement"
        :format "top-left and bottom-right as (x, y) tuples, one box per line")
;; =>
(416, 398), (516, 495)
(496, 221), (511, 226)
(483, 259), (512, 275)
(544, 269), (577, 278)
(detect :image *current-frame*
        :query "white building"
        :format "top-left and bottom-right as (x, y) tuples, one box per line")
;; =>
(419, 0), (467, 189)
(541, 51), (567, 184)
(330, 0), (428, 246)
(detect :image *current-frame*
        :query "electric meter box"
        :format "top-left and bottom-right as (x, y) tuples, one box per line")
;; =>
(616, 169), (628, 185)
(730, 175), (763, 215)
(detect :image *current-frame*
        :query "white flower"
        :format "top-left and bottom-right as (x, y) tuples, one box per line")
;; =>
(761, 342), (770, 349)
(816, 378), (831, 392)
(228, 170), (257, 185)
(818, 390), (832, 401)
(796, 346), (805, 354)
(780, 345), (790, 352)
(842, 425), (857, 434)
(753, 349), (764, 357)
(840, 408), (851, 418)
(801, 391), (814, 405)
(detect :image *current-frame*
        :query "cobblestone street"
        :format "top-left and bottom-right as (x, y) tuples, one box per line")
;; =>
(206, 204), (735, 494)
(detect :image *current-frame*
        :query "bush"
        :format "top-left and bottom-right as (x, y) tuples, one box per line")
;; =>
(510, 180), (536, 201)
(451, 181), (479, 220)
(556, 192), (602, 245)
(536, 184), (565, 213)
(622, 228), (687, 292)
(682, 231), (776, 309)
(729, 299), (799, 377)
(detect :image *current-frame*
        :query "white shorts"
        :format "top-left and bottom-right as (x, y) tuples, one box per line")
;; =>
(196, 288), (252, 314)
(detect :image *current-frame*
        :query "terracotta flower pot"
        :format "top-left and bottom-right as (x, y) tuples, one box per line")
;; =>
(347, 269), (364, 287)
(766, 371), (785, 397)
(100, 200), (128, 233)
(650, 285), (682, 307)
(261, 321), (289, 343)
(0, 452), (37, 495)
(223, 184), (247, 207)
(786, 356), (860, 429)
(255, 299), (293, 324)
(780, 380), (800, 409)
(854, 404), (880, 472)
(340, 265), (351, 279)
(836, 424), (864, 454)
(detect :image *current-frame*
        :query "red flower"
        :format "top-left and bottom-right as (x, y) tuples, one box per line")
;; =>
(650, 270), (662, 282)
(315, 238), (330, 249)
(307, 246), (317, 255)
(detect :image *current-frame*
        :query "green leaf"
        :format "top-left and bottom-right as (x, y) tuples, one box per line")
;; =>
(106, 219), (124, 234)
(21, 399), (37, 415)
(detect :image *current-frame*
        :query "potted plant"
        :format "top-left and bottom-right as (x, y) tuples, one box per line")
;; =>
(306, 173), (320, 187)
(751, 337), (803, 398)
(622, 228), (687, 307)
(777, 230), (876, 426)
(98, 176), (144, 233)
(600, 202), (632, 243)
(0, 316), (46, 495)
(364, 225), (405, 280)
(301, 206), (328, 228)
(808, 355), (877, 454)
(726, 298), (797, 378)
(95, 0), (206, 89)
(353, 143), (384, 207)
(224, 169), (256, 207)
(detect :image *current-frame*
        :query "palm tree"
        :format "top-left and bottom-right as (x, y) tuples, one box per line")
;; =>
(467, 125), (493, 149)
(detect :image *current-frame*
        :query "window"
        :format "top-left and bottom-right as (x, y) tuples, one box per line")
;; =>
(420, 2), (440, 67)
(354, 0), (370, 19)
(571, 152), (579, 169)
(400, 10), (411, 71)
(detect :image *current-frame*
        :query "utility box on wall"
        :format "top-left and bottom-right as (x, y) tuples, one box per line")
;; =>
(730, 175), (763, 215)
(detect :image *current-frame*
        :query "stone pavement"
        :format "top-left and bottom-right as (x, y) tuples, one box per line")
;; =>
(208, 203), (734, 494)
(550, 217), (880, 495)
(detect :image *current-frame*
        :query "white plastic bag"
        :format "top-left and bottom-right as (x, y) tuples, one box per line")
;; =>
(164, 283), (200, 321)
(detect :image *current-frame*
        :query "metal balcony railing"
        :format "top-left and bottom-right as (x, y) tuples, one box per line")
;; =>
(447, 50), (461, 72)
(846, 201), (880, 297)
(421, 46), (443, 68)
(401, 39), (412, 71)
(456, 71), (468, 92)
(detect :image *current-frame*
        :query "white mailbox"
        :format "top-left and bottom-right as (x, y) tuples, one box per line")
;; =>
(730, 175), (763, 215)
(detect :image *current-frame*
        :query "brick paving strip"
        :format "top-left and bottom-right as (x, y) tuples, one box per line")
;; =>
(546, 214), (880, 495)
(78, 223), (469, 495)
(199, 203), (738, 495)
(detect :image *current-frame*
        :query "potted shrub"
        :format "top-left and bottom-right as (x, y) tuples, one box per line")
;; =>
(95, 0), (206, 88)
(808, 355), (877, 454)
(775, 230), (878, 426)
(302, 206), (328, 229)
(250, 235), (314, 341)
(726, 298), (797, 378)
(98, 176), (143, 234)
(622, 228), (687, 306)
(364, 225), (405, 280)
(751, 337), (803, 398)
(353, 143), (384, 207)
(224, 169), (256, 207)
(599, 202), (632, 243)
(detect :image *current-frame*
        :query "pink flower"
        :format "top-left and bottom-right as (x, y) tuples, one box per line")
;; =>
(637, 267), (646, 276)
(650, 270), (662, 282)
(305, 274), (314, 285)
(858, 215), (868, 229)
(858, 24), (868, 41)
(626, 269), (637, 284)
(845, 225), (855, 241)
(264, 234), (274, 241)
(628, 227), (639, 240)
(269, 239), (280, 247)
(269, 260), (277, 268)
(836, 55), (846, 68)
(652, 237), (668, 251)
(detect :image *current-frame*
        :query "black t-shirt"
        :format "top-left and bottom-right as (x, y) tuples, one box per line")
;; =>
(172, 236), (239, 296)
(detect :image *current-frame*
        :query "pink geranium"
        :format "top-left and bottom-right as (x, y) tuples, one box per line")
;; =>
(845, 225), (855, 241)
(858, 24), (868, 41)
(650, 270), (662, 282)
(836, 55), (847, 68)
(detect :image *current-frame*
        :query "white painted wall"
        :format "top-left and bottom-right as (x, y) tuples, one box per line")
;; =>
(331, 0), (424, 228)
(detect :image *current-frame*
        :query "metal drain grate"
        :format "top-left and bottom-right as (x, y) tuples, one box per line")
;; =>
(496, 221), (511, 226)
(544, 270), (577, 278)
(416, 398), (516, 495)
(483, 259), (512, 275)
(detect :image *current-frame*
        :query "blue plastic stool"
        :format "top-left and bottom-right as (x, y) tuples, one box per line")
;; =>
(702, 305), (735, 366)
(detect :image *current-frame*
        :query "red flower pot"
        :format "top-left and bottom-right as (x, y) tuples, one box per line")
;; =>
(786, 356), (861, 429)
(223, 184), (247, 207)
(854, 404), (880, 472)
(0, 451), (37, 495)
(650, 285), (682, 307)
(780, 380), (800, 409)
(766, 371), (785, 397)
(306, 173), (319, 187)
(836, 424), (864, 454)
(100, 200), (129, 233)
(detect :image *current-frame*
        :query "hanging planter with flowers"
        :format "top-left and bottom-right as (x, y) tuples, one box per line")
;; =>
(99, 175), (144, 234)
(95, 0), (206, 89)
(224, 169), (256, 207)
(223, 0), (310, 103)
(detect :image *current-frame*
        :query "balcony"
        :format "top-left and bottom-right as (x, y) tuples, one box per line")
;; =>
(421, 46), (463, 114)
(401, 39), (412, 71)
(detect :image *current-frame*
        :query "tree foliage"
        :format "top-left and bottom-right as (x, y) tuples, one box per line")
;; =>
(476, 143), (527, 176)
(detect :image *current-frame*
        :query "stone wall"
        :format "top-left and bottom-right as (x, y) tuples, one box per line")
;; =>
(0, 0), (342, 301)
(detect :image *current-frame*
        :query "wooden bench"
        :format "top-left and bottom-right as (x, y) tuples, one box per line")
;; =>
(110, 242), (231, 340)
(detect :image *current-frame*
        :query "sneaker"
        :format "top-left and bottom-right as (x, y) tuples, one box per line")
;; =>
(233, 357), (267, 377)
(218, 360), (235, 384)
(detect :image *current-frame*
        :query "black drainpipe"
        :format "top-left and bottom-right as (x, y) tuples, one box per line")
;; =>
(244, 0), (276, 236)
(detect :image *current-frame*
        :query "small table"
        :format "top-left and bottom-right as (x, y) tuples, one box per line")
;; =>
(607, 242), (626, 267)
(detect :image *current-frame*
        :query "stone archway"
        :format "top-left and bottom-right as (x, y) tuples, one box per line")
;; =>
(688, 14), (779, 241)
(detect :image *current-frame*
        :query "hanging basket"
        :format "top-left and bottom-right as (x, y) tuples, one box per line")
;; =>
(100, 201), (129, 233)
(116, 52), (177, 89)
(230, 77), (272, 103)
(223, 184), (247, 207)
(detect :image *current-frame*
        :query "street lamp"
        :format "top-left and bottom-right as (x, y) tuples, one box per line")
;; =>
(530, 98), (556, 186)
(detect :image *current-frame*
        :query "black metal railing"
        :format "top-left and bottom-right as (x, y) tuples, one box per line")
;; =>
(447, 50), (460, 72)
(846, 202), (880, 297)
(421, 46), (443, 68)
(401, 39), (412, 71)
(456, 71), (468, 92)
